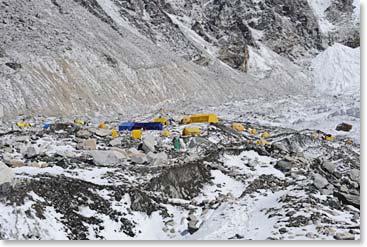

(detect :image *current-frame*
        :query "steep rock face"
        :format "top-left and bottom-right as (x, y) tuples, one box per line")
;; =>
(0, 0), (359, 117)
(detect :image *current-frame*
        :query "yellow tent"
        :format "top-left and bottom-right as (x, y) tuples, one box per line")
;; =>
(17, 122), (31, 127)
(232, 123), (245, 131)
(132, 130), (142, 139)
(75, 119), (85, 125)
(189, 114), (219, 123)
(111, 129), (118, 139)
(248, 128), (257, 135)
(324, 135), (335, 141)
(154, 118), (169, 126)
(183, 127), (201, 136)
(261, 132), (270, 138)
(161, 130), (171, 137)
(180, 116), (191, 125)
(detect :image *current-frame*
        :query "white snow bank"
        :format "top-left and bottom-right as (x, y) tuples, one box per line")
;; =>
(312, 43), (360, 96)
(307, 0), (334, 32)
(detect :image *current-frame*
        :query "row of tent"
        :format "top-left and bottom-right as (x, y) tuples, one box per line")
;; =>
(119, 114), (219, 131)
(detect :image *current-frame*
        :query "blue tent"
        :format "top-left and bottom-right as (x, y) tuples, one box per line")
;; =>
(119, 122), (135, 131)
(132, 122), (163, 131)
(43, 123), (53, 129)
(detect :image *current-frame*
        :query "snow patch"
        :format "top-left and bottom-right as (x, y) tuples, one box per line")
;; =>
(312, 43), (360, 96)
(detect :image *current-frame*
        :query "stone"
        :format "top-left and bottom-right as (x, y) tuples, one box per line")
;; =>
(336, 123), (352, 132)
(142, 135), (155, 153)
(23, 145), (39, 158)
(82, 139), (97, 150)
(9, 159), (26, 168)
(95, 129), (110, 137)
(76, 129), (92, 139)
(31, 161), (48, 168)
(0, 161), (14, 185)
(349, 169), (359, 182)
(334, 232), (355, 240)
(147, 152), (168, 166)
(126, 148), (147, 164)
(322, 161), (337, 174)
(279, 228), (288, 234)
(313, 173), (329, 189)
(109, 137), (123, 146)
(89, 150), (125, 166)
(275, 160), (293, 172)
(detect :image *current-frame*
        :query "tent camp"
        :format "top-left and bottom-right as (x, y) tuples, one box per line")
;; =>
(190, 114), (219, 123)
(119, 122), (135, 131)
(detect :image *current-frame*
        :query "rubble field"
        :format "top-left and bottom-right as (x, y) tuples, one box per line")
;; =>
(0, 106), (360, 240)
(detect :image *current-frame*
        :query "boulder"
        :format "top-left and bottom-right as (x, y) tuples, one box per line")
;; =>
(142, 135), (155, 153)
(31, 161), (48, 168)
(109, 137), (123, 146)
(336, 123), (353, 132)
(23, 145), (39, 158)
(322, 161), (337, 174)
(89, 150), (125, 166)
(126, 148), (148, 164)
(94, 129), (110, 137)
(76, 129), (92, 139)
(147, 152), (168, 166)
(349, 169), (359, 182)
(9, 159), (26, 168)
(0, 161), (14, 186)
(334, 232), (355, 240)
(275, 160), (293, 172)
(313, 173), (329, 189)
(82, 139), (97, 150)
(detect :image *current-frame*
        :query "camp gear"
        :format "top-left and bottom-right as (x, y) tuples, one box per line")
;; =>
(173, 137), (181, 150)
(74, 119), (85, 125)
(119, 122), (135, 131)
(256, 139), (269, 146)
(161, 130), (171, 137)
(324, 135), (335, 141)
(311, 133), (319, 140)
(248, 128), (257, 135)
(232, 123), (245, 131)
(261, 132), (270, 138)
(183, 127), (201, 136)
(189, 114), (219, 123)
(17, 122), (31, 127)
(132, 122), (163, 131)
(180, 116), (191, 124)
(154, 118), (169, 126)
(111, 129), (118, 139)
(42, 123), (52, 129)
(98, 123), (107, 129)
(132, 130), (142, 139)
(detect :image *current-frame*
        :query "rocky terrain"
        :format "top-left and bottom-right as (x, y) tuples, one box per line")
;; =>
(0, 95), (360, 239)
(0, 0), (360, 117)
(0, 0), (360, 241)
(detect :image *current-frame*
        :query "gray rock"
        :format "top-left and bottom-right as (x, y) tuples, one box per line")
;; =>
(322, 161), (337, 174)
(81, 139), (97, 150)
(334, 232), (355, 240)
(23, 145), (39, 158)
(142, 135), (155, 153)
(147, 152), (168, 166)
(349, 169), (359, 182)
(109, 137), (123, 146)
(94, 129), (110, 137)
(126, 148), (147, 164)
(89, 150), (125, 166)
(76, 129), (92, 139)
(0, 161), (14, 185)
(275, 160), (293, 172)
(313, 173), (329, 189)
